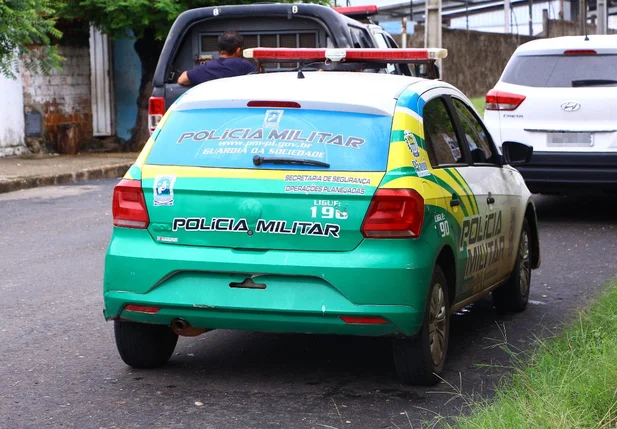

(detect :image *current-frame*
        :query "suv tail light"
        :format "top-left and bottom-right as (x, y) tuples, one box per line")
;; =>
(112, 179), (149, 229)
(148, 97), (165, 134)
(485, 89), (526, 111)
(361, 189), (424, 238)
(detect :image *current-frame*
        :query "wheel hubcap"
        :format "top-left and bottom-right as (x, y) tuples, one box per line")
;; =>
(519, 231), (531, 297)
(428, 283), (447, 366)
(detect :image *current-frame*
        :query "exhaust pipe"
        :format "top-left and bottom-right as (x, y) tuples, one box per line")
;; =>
(171, 318), (209, 337)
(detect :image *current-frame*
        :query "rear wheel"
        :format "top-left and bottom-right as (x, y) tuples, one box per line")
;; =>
(393, 265), (449, 385)
(492, 218), (532, 313)
(114, 321), (178, 369)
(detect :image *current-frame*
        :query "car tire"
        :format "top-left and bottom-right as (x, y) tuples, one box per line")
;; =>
(492, 218), (532, 313)
(114, 321), (178, 369)
(393, 265), (449, 386)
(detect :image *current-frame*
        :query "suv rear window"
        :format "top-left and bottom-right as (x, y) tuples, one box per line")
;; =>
(502, 54), (617, 87)
(147, 108), (392, 171)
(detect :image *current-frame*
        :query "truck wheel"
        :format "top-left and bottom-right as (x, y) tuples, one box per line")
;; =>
(393, 265), (449, 385)
(114, 321), (178, 369)
(493, 218), (532, 313)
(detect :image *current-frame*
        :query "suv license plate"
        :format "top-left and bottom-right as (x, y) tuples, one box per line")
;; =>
(547, 132), (594, 147)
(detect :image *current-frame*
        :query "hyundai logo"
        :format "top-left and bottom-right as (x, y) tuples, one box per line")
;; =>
(561, 101), (581, 112)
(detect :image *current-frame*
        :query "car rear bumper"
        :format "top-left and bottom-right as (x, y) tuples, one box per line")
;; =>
(103, 229), (438, 337)
(515, 152), (617, 193)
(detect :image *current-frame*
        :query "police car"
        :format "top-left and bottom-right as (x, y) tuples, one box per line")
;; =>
(105, 48), (541, 385)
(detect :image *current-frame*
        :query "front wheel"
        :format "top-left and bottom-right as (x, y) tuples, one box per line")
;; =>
(114, 321), (178, 369)
(492, 218), (532, 313)
(393, 265), (450, 385)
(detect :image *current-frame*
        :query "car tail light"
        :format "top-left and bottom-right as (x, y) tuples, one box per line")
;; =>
(485, 89), (526, 111)
(564, 49), (596, 55)
(112, 179), (149, 229)
(361, 189), (424, 238)
(148, 97), (165, 134)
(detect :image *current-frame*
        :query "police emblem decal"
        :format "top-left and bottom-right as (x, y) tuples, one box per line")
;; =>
(153, 175), (176, 206)
(263, 110), (284, 129)
(404, 130), (420, 158)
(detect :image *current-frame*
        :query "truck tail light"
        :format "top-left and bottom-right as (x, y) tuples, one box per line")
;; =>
(485, 89), (526, 111)
(112, 179), (149, 229)
(361, 189), (424, 238)
(148, 97), (165, 134)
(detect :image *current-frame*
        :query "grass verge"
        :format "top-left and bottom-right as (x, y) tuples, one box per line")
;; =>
(443, 279), (617, 429)
(470, 97), (485, 117)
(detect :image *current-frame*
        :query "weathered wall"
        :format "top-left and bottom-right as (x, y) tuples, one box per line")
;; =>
(20, 31), (92, 153)
(396, 27), (535, 98)
(544, 19), (617, 37)
(0, 73), (27, 158)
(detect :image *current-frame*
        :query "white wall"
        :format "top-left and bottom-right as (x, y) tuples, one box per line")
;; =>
(0, 73), (27, 158)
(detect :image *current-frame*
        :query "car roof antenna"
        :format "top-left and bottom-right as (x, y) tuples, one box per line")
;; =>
(584, 0), (589, 40)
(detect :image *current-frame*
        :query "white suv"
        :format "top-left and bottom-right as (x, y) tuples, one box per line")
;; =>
(483, 35), (617, 195)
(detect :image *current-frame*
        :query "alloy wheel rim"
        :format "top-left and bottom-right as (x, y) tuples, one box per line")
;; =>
(428, 283), (447, 366)
(519, 231), (531, 297)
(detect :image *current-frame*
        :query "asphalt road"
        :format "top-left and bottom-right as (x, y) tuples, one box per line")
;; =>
(1, 179), (616, 429)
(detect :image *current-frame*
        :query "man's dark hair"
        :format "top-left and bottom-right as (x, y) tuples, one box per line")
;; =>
(218, 30), (244, 55)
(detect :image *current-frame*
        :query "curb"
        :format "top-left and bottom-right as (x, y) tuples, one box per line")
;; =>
(0, 162), (133, 194)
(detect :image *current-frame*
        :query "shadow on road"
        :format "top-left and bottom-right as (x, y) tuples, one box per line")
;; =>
(534, 194), (617, 223)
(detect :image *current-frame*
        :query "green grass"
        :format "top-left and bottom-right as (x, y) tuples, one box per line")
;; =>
(471, 97), (485, 117)
(442, 280), (617, 429)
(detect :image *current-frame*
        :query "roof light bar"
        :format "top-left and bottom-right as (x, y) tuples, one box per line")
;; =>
(333, 5), (379, 16)
(243, 48), (447, 63)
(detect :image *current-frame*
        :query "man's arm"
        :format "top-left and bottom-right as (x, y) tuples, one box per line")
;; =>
(178, 71), (192, 86)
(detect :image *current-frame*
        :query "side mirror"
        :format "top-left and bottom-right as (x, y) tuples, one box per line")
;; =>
(502, 141), (533, 165)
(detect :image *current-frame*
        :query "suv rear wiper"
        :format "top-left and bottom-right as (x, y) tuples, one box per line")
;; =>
(571, 79), (617, 87)
(252, 155), (330, 168)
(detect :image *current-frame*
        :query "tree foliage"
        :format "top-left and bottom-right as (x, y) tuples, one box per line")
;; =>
(57, 0), (264, 41)
(0, 0), (63, 78)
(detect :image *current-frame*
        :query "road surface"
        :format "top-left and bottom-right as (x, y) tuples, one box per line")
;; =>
(1, 180), (616, 428)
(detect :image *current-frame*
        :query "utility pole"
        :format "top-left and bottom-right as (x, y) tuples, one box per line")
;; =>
(425, 0), (443, 71)
(597, 0), (607, 33)
(579, 0), (586, 33)
(504, 0), (511, 32)
(528, 0), (534, 35)
(402, 17), (408, 48)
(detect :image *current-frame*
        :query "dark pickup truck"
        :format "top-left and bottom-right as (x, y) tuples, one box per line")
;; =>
(148, 3), (408, 132)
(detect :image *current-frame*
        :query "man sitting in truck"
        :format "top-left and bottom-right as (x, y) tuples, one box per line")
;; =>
(178, 30), (257, 86)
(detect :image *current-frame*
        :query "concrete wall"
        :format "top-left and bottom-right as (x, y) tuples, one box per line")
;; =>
(543, 19), (617, 37)
(398, 27), (535, 98)
(0, 73), (27, 158)
(20, 38), (92, 152)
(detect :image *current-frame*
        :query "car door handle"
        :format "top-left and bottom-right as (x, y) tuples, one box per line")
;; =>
(450, 194), (461, 207)
(487, 196), (495, 204)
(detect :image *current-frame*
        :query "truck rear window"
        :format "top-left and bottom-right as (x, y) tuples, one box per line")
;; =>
(147, 108), (391, 171)
(502, 54), (617, 87)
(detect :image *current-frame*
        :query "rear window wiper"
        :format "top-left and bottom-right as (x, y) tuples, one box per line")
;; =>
(571, 79), (617, 87)
(252, 155), (330, 168)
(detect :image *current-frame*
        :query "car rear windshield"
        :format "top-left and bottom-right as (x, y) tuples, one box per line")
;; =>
(147, 108), (392, 171)
(501, 54), (617, 87)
